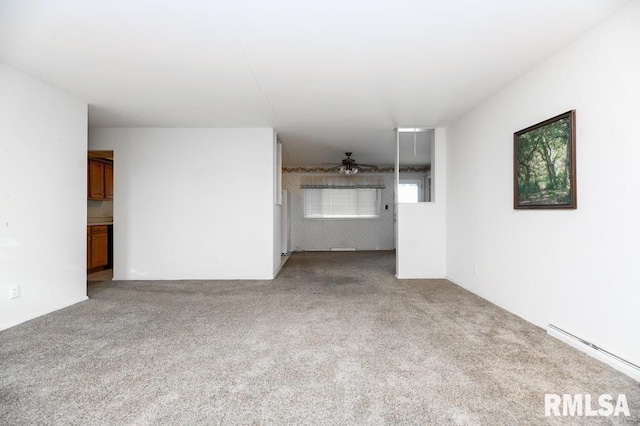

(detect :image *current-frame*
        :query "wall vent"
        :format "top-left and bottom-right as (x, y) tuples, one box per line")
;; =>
(548, 324), (640, 381)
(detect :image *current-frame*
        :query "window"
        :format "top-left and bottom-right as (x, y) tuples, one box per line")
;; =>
(304, 188), (380, 219)
(398, 178), (424, 203)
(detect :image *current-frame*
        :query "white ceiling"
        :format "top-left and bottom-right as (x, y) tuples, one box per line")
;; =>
(0, 0), (630, 166)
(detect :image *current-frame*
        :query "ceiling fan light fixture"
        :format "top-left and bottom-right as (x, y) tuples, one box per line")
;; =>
(340, 165), (359, 175)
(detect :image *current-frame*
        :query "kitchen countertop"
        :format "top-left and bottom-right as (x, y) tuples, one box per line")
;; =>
(87, 217), (113, 226)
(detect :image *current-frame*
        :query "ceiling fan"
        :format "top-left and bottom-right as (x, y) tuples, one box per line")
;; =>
(323, 152), (376, 175)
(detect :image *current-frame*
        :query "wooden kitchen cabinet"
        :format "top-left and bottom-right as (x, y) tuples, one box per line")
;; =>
(87, 225), (109, 270)
(104, 163), (113, 199)
(88, 160), (105, 199)
(88, 159), (113, 200)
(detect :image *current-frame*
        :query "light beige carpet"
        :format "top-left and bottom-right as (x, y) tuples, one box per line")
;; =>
(1, 251), (638, 424)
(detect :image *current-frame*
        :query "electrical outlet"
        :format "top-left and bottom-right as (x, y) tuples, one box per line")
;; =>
(9, 285), (20, 299)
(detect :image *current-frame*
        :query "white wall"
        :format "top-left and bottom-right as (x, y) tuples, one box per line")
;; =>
(282, 172), (395, 251)
(0, 64), (88, 330)
(89, 127), (277, 280)
(446, 1), (640, 369)
(273, 203), (282, 272)
(273, 133), (282, 275)
(397, 128), (447, 278)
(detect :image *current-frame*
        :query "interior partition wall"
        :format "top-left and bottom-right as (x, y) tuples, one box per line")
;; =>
(395, 127), (447, 278)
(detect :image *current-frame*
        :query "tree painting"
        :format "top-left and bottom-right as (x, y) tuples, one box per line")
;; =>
(514, 110), (576, 209)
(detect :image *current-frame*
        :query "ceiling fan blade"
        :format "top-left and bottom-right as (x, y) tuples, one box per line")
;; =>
(321, 162), (342, 165)
(356, 164), (377, 168)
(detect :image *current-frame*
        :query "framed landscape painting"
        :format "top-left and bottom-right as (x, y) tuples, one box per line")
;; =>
(514, 110), (576, 209)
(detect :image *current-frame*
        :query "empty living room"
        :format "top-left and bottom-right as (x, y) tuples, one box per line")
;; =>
(1, 0), (639, 424)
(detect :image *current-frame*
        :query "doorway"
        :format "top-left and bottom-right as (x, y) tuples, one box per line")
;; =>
(87, 150), (114, 282)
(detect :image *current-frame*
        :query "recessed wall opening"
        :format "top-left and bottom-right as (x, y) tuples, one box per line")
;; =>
(87, 150), (114, 283)
(397, 128), (434, 204)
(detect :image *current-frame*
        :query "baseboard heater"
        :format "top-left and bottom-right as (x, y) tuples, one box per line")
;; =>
(331, 248), (357, 251)
(547, 324), (640, 381)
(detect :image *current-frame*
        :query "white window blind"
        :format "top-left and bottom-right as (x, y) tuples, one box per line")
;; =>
(304, 188), (380, 219)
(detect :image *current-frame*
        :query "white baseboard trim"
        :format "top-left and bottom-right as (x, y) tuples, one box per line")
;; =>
(548, 324), (640, 382)
(0, 296), (89, 331)
(396, 275), (447, 279)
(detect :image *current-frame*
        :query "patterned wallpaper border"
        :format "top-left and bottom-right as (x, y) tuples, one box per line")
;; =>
(283, 165), (430, 173)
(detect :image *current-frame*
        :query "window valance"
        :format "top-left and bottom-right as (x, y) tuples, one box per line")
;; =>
(300, 175), (385, 189)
